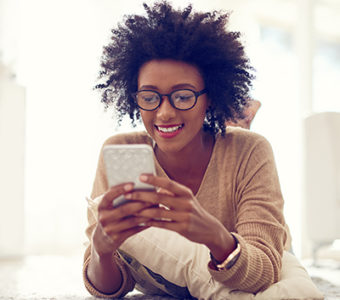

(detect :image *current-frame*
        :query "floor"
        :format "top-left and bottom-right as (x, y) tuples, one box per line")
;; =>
(0, 254), (172, 300)
(0, 254), (339, 300)
(0, 255), (89, 300)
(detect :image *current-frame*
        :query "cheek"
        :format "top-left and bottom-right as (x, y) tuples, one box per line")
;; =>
(185, 111), (206, 129)
(140, 111), (152, 128)
(194, 105), (208, 123)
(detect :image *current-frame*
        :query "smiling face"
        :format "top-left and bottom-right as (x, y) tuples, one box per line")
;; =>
(138, 59), (209, 154)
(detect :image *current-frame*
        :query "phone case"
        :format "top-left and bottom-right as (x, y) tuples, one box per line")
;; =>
(103, 144), (156, 190)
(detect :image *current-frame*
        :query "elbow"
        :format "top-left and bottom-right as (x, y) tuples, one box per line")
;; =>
(237, 247), (283, 294)
(248, 250), (282, 293)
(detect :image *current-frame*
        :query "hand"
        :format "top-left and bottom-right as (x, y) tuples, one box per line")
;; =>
(125, 174), (228, 250)
(92, 183), (152, 256)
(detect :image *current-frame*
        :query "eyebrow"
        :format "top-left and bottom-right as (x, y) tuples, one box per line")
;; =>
(139, 83), (197, 90)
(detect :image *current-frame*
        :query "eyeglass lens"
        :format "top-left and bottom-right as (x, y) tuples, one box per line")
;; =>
(136, 90), (196, 110)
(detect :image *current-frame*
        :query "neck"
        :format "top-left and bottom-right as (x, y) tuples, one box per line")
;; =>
(155, 130), (215, 180)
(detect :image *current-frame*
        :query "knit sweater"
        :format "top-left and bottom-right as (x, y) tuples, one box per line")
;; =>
(83, 127), (288, 298)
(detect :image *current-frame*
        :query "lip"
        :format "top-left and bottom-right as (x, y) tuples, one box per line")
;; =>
(155, 124), (184, 138)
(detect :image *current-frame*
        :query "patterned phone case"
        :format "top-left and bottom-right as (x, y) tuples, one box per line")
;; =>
(103, 144), (156, 191)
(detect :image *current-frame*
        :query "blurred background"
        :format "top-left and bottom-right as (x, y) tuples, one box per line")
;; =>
(0, 0), (339, 264)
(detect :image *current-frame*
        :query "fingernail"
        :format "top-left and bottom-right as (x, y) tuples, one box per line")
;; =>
(124, 183), (134, 191)
(140, 175), (148, 182)
(125, 193), (132, 199)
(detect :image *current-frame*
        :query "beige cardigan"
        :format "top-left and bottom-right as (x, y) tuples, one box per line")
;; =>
(83, 127), (288, 297)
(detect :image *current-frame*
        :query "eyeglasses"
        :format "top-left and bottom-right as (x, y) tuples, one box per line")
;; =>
(132, 88), (207, 111)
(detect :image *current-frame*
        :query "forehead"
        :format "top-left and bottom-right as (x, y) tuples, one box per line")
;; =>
(138, 59), (204, 88)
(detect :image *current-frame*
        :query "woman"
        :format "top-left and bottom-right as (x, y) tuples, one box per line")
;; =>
(83, 1), (288, 298)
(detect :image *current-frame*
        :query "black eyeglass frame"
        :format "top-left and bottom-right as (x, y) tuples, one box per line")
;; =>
(132, 88), (208, 111)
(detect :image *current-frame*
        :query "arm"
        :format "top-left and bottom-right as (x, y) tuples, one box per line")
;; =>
(83, 139), (152, 298)
(83, 188), (138, 298)
(128, 135), (287, 293)
(85, 210), (127, 295)
(208, 137), (287, 292)
(83, 242), (132, 297)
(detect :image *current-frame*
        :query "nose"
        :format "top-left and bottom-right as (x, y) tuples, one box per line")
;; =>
(156, 96), (176, 121)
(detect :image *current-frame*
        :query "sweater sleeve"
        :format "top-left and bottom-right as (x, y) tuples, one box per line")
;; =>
(208, 135), (287, 293)
(82, 137), (136, 298)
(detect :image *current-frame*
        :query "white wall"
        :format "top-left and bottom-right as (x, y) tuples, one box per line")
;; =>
(0, 63), (25, 257)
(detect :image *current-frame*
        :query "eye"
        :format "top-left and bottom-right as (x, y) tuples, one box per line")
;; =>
(138, 91), (159, 103)
(172, 90), (195, 102)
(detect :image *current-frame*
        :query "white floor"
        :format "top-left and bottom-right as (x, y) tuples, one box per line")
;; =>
(0, 255), (90, 300)
(0, 254), (163, 300)
(0, 253), (339, 300)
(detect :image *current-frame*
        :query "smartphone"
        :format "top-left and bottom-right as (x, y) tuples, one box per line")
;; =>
(103, 144), (156, 207)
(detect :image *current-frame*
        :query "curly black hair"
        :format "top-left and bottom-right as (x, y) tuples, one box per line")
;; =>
(95, 1), (254, 135)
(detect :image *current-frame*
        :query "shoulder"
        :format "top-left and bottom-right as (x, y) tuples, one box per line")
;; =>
(102, 131), (153, 147)
(214, 127), (275, 166)
(218, 127), (271, 151)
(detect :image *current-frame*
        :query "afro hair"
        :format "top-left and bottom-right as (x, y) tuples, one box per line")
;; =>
(95, 1), (254, 135)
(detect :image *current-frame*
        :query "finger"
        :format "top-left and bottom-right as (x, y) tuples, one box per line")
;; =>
(99, 201), (152, 225)
(105, 216), (150, 234)
(126, 190), (193, 211)
(156, 187), (175, 196)
(136, 207), (189, 223)
(125, 190), (176, 210)
(98, 183), (134, 210)
(144, 219), (187, 234)
(113, 225), (150, 247)
(140, 174), (192, 197)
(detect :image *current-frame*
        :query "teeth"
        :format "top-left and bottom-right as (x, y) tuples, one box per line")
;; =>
(158, 125), (182, 133)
